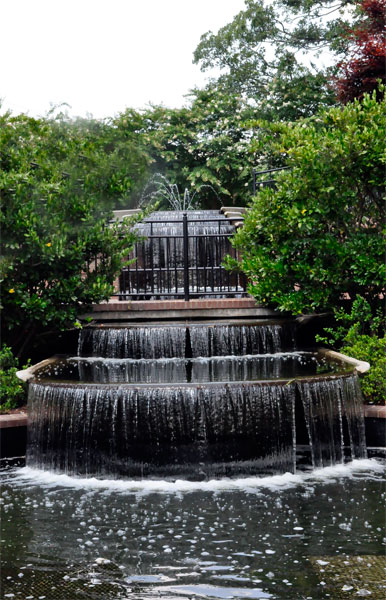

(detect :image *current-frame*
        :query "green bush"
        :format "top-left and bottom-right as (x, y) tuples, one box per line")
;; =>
(230, 91), (385, 314)
(0, 346), (28, 413)
(0, 110), (147, 359)
(316, 297), (386, 405)
(341, 334), (386, 405)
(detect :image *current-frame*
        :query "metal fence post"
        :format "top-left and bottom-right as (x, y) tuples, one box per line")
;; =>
(182, 212), (190, 301)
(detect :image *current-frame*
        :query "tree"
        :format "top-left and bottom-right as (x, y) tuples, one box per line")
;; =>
(229, 91), (386, 314)
(117, 87), (258, 207)
(0, 110), (149, 358)
(334, 0), (386, 103)
(193, 0), (356, 119)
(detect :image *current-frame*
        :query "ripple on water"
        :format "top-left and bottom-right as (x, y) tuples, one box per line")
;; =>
(153, 584), (272, 598)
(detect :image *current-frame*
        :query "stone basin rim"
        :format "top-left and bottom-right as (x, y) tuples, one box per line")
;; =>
(26, 373), (355, 389)
(80, 318), (296, 329)
(17, 355), (368, 390)
(16, 348), (370, 385)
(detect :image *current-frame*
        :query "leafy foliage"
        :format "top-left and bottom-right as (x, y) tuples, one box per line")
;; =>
(0, 110), (149, 357)
(0, 346), (28, 412)
(316, 296), (384, 346)
(316, 297), (385, 405)
(335, 0), (386, 103)
(230, 91), (386, 314)
(117, 87), (258, 207)
(341, 334), (386, 404)
(193, 0), (355, 119)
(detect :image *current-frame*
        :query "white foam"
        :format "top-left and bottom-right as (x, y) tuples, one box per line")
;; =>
(4, 459), (384, 495)
(69, 352), (311, 364)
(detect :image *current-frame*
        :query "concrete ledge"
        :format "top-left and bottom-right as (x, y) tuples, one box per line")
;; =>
(0, 412), (28, 429)
(111, 209), (141, 222)
(93, 298), (259, 311)
(363, 405), (386, 419)
(81, 298), (284, 322)
(82, 308), (281, 321)
(221, 206), (247, 214)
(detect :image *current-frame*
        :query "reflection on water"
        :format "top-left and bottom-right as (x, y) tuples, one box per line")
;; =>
(1, 459), (385, 599)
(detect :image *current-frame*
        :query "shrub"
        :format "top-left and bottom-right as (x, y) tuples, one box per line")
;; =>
(231, 91), (385, 315)
(0, 111), (146, 359)
(341, 334), (386, 404)
(316, 297), (385, 405)
(0, 346), (28, 413)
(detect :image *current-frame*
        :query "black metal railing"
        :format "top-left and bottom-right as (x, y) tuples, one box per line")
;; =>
(116, 213), (247, 301)
(252, 166), (291, 195)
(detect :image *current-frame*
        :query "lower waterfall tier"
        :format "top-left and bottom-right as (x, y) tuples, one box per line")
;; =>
(27, 374), (367, 480)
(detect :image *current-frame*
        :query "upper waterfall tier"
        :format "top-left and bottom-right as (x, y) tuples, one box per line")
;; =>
(77, 322), (297, 359)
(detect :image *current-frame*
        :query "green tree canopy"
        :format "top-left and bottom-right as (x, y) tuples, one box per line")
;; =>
(230, 91), (386, 314)
(117, 87), (258, 207)
(194, 0), (361, 120)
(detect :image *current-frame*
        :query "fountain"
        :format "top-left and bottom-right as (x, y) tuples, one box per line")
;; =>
(139, 173), (218, 212)
(7, 209), (381, 600)
(23, 319), (367, 480)
(120, 209), (245, 299)
(10, 208), (367, 479)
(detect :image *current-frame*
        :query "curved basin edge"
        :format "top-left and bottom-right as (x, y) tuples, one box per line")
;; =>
(317, 347), (370, 375)
(16, 356), (67, 382)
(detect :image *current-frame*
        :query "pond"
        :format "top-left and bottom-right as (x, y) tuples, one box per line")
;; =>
(1, 459), (385, 599)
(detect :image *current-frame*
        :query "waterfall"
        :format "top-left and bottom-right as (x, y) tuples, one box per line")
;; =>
(299, 375), (367, 468)
(78, 322), (296, 359)
(71, 353), (317, 385)
(78, 326), (187, 359)
(189, 323), (294, 357)
(27, 381), (296, 478)
(27, 373), (366, 479)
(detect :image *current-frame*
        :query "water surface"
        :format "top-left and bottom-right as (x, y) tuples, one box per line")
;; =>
(1, 459), (385, 599)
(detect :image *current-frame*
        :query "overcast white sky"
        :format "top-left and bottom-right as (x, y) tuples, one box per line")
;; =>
(0, 0), (246, 119)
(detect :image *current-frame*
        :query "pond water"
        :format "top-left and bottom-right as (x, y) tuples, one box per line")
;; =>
(1, 459), (385, 599)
